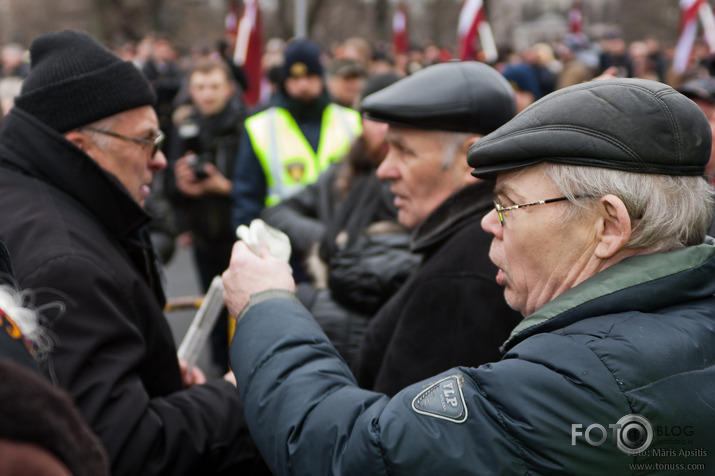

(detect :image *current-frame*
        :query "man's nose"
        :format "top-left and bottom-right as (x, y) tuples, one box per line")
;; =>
(481, 208), (502, 237)
(376, 153), (398, 180)
(150, 150), (168, 171)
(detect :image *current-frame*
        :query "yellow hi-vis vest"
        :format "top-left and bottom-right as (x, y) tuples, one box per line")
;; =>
(245, 104), (361, 206)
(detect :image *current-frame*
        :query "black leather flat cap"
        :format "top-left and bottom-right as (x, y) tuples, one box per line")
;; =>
(361, 61), (516, 135)
(467, 78), (712, 179)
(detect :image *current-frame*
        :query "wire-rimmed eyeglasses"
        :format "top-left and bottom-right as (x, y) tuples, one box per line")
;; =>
(493, 195), (590, 227)
(82, 127), (165, 158)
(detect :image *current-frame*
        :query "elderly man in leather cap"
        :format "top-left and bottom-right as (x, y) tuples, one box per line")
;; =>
(347, 61), (523, 396)
(222, 78), (715, 474)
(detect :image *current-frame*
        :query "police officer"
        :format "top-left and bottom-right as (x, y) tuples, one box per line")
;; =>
(231, 39), (361, 229)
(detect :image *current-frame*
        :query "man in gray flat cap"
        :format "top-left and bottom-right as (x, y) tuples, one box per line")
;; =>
(222, 78), (715, 474)
(262, 61), (522, 393)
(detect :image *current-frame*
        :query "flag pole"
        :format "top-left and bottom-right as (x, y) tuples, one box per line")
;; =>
(295, 0), (307, 38)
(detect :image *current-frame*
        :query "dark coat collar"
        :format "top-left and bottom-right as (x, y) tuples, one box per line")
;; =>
(0, 108), (151, 237)
(195, 95), (246, 135)
(502, 238), (715, 352)
(411, 180), (494, 253)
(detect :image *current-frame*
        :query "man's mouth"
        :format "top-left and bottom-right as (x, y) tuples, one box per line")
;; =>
(495, 268), (507, 286)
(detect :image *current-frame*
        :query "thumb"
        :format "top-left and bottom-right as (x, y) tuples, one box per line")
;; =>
(257, 241), (272, 258)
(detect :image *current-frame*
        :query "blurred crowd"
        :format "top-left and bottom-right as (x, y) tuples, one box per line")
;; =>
(2, 28), (714, 124)
(0, 26), (714, 474)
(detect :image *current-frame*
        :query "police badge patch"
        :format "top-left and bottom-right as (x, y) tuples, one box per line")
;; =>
(411, 375), (468, 423)
(290, 62), (308, 78)
(285, 162), (305, 182)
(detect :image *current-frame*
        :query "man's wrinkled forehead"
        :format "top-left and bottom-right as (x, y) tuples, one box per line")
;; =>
(492, 165), (540, 197)
(384, 125), (441, 152)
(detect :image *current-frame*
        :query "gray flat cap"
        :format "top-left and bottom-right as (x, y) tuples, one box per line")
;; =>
(361, 61), (516, 135)
(468, 78), (711, 179)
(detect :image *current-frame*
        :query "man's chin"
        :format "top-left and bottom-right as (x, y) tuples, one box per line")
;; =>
(296, 95), (319, 104)
(397, 210), (418, 230)
(503, 290), (525, 316)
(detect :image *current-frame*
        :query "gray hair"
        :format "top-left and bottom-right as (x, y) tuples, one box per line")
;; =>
(434, 130), (474, 170)
(77, 114), (122, 151)
(543, 163), (714, 252)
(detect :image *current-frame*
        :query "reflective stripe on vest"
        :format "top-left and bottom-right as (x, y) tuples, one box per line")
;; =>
(245, 104), (361, 206)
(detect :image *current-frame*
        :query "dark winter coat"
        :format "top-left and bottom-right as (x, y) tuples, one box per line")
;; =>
(0, 108), (256, 475)
(351, 181), (523, 396)
(230, 238), (715, 475)
(262, 147), (419, 365)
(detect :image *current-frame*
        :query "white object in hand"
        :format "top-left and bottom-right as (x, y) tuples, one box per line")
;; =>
(236, 219), (291, 263)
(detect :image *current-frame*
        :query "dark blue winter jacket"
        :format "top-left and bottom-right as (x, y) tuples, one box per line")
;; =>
(231, 239), (715, 475)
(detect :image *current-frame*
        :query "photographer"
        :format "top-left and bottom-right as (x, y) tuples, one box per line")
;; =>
(171, 57), (246, 372)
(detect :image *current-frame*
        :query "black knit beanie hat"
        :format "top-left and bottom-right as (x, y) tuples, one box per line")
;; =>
(280, 38), (324, 84)
(14, 30), (156, 133)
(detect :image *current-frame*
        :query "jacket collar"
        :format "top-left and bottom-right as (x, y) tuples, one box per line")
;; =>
(411, 180), (494, 253)
(0, 108), (151, 237)
(197, 96), (246, 134)
(503, 237), (715, 351)
(275, 90), (331, 122)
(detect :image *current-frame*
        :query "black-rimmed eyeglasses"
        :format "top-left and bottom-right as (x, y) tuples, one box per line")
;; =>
(82, 127), (165, 158)
(493, 195), (591, 227)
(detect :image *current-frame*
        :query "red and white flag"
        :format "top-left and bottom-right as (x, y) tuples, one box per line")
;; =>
(233, 0), (264, 107)
(569, 0), (583, 34)
(699, 1), (715, 52)
(225, 0), (239, 38)
(392, 2), (409, 55)
(673, 0), (705, 73)
(457, 0), (497, 63)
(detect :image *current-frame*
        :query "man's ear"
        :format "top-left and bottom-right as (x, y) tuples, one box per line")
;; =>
(464, 135), (481, 152)
(594, 194), (632, 259)
(460, 135), (482, 181)
(64, 131), (89, 153)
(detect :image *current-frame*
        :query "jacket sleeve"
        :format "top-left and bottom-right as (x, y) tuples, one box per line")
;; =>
(28, 255), (254, 476)
(231, 128), (267, 231)
(231, 295), (531, 475)
(259, 165), (336, 255)
(327, 232), (420, 315)
(232, 296), (639, 475)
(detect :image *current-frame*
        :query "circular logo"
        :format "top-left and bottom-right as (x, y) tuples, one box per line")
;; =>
(616, 414), (653, 455)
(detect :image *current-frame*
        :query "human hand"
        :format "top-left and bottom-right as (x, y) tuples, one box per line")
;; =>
(222, 241), (295, 317)
(223, 370), (237, 387)
(175, 156), (232, 197)
(592, 66), (620, 81)
(179, 358), (207, 388)
(176, 231), (194, 247)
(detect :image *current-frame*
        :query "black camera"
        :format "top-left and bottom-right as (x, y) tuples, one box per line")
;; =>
(186, 154), (209, 180)
(178, 120), (209, 180)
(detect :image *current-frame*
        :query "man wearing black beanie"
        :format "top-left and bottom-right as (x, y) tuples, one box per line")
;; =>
(230, 38), (361, 280)
(0, 30), (261, 475)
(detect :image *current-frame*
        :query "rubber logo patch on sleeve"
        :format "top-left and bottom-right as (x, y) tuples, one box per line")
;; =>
(411, 375), (468, 423)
